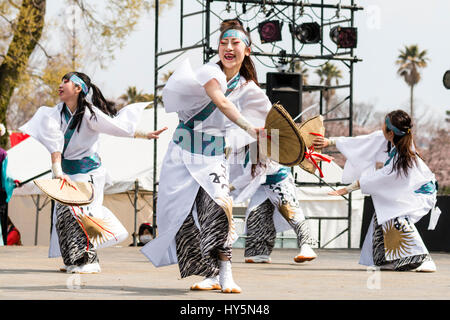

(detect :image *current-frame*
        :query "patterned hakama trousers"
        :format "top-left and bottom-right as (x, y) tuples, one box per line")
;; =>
(244, 199), (312, 257)
(371, 214), (431, 271)
(175, 187), (232, 278)
(55, 203), (98, 266)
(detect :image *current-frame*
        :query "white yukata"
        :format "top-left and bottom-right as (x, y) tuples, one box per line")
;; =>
(141, 59), (270, 278)
(334, 130), (438, 270)
(20, 102), (148, 264)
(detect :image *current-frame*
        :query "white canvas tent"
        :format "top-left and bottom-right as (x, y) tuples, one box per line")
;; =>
(5, 107), (364, 248)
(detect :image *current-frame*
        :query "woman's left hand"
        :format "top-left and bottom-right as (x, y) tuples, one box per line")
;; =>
(328, 188), (349, 196)
(147, 127), (168, 139)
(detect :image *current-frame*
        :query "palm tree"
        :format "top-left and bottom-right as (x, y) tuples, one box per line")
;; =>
(396, 44), (429, 120)
(315, 62), (343, 112)
(119, 86), (153, 104)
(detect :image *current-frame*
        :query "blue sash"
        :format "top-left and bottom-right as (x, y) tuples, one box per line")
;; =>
(173, 73), (240, 156)
(263, 167), (289, 185)
(61, 105), (101, 175)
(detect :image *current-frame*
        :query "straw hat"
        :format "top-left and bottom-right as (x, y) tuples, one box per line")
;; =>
(263, 103), (305, 166)
(296, 115), (326, 174)
(34, 179), (94, 206)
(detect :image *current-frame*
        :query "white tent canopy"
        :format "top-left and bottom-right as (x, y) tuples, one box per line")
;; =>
(7, 107), (179, 196)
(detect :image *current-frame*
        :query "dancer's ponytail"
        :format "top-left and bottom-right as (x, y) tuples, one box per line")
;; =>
(61, 72), (117, 132)
(90, 83), (117, 117)
(385, 110), (418, 177)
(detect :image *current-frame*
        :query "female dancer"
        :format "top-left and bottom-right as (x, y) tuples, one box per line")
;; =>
(232, 158), (317, 264)
(314, 110), (437, 272)
(141, 20), (271, 293)
(20, 72), (166, 273)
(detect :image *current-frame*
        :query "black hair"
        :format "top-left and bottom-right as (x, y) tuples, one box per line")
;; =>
(385, 110), (418, 177)
(61, 72), (117, 132)
(217, 18), (260, 87)
(138, 223), (153, 236)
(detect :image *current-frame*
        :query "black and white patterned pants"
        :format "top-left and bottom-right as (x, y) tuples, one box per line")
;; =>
(244, 199), (312, 257)
(175, 187), (232, 279)
(55, 203), (98, 266)
(371, 214), (431, 271)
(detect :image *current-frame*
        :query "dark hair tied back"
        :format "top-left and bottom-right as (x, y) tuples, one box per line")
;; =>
(61, 72), (117, 132)
(385, 109), (418, 177)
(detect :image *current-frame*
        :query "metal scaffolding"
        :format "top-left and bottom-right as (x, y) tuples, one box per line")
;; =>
(153, 0), (363, 247)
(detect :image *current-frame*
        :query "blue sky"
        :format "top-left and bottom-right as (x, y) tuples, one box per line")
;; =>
(47, 0), (450, 122)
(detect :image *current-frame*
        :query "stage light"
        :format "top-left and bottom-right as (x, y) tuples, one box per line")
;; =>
(289, 22), (321, 44)
(330, 26), (357, 48)
(258, 20), (283, 43)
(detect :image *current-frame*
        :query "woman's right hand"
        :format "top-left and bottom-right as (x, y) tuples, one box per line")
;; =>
(57, 174), (75, 189)
(312, 136), (330, 148)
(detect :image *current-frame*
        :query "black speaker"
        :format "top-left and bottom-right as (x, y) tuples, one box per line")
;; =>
(266, 72), (302, 121)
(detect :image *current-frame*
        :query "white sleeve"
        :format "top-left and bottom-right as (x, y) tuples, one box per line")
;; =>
(359, 160), (435, 224)
(226, 82), (272, 151)
(335, 130), (388, 183)
(19, 106), (64, 154)
(162, 59), (227, 113)
(238, 82), (272, 128)
(85, 102), (148, 137)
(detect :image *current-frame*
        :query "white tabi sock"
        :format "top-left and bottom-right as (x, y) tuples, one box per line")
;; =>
(219, 260), (241, 293)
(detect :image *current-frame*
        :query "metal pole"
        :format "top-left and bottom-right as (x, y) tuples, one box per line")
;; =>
(152, 0), (159, 239)
(204, 0), (211, 63)
(34, 195), (40, 246)
(133, 180), (139, 246)
(348, 0), (355, 249)
(318, 218), (321, 249)
(180, 0), (183, 47)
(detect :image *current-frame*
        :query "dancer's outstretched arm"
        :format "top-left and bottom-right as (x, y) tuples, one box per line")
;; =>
(203, 78), (259, 139)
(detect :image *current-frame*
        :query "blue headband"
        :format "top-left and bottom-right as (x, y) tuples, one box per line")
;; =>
(385, 116), (409, 136)
(221, 29), (250, 47)
(69, 74), (89, 95)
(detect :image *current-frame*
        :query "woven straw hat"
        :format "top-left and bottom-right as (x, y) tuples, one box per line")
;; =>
(34, 179), (94, 206)
(263, 103), (305, 166)
(296, 115), (325, 174)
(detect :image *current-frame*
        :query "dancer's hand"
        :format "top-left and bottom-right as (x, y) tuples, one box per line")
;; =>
(312, 136), (331, 148)
(147, 127), (168, 139)
(328, 188), (349, 196)
(58, 175), (75, 189)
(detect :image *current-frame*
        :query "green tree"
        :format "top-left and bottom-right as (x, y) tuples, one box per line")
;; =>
(119, 86), (154, 104)
(396, 44), (429, 121)
(0, 0), (46, 147)
(0, 0), (173, 148)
